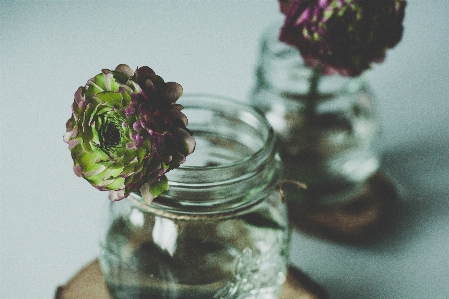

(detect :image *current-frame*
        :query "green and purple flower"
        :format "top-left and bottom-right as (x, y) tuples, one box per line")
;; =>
(279, 0), (407, 76)
(64, 64), (195, 204)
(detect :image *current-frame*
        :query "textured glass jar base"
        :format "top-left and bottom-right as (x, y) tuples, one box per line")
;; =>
(99, 197), (288, 299)
(106, 285), (283, 299)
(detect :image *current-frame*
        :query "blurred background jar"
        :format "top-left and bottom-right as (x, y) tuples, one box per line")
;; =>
(99, 94), (289, 299)
(250, 23), (380, 205)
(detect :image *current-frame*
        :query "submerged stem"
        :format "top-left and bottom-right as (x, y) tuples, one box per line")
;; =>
(304, 67), (321, 125)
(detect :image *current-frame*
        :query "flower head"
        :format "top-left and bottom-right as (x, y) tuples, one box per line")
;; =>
(279, 0), (407, 76)
(64, 64), (195, 204)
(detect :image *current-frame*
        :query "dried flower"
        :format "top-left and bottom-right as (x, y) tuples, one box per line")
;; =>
(64, 64), (195, 204)
(279, 0), (407, 76)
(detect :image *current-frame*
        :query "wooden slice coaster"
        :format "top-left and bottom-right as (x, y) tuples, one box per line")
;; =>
(55, 259), (328, 299)
(288, 172), (399, 245)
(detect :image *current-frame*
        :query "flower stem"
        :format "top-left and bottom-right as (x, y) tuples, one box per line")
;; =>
(304, 67), (321, 125)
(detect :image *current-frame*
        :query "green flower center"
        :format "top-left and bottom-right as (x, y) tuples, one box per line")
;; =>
(99, 119), (122, 152)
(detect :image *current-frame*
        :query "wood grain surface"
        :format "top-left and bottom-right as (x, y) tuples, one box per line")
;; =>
(55, 259), (328, 299)
(288, 172), (398, 245)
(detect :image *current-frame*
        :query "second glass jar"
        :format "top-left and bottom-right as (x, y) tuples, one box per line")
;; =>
(250, 23), (380, 205)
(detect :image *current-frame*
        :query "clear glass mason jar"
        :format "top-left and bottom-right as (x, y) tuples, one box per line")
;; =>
(250, 22), (380, 205)
(99, 94), (289, 299)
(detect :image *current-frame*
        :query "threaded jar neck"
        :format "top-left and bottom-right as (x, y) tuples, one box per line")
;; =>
(130, 94), (281, 217)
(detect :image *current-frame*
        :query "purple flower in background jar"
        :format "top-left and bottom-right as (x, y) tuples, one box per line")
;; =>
(279, 0), (407, 76)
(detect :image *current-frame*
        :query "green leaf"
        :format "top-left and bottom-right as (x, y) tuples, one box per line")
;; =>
(121, 88), (131, 108)
(105, 177), (125, 190)
(89, 165), (123, 182)
(91, 125), (99, 144)
(111, 71), (130, 84)
(95, 105), (113, 117)
(151, 175), (169, 196)
(81, 125), (94, 145)
(76, 150), (104, 174)
(94, 92), (124, 108)
(140, 176), (169, 205)
(84, 80), (104, 97)
(83, 103), (97, 129)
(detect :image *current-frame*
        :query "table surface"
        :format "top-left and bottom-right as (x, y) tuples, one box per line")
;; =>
(55, 260), (328, 299)
(1, 1), (448, 299)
